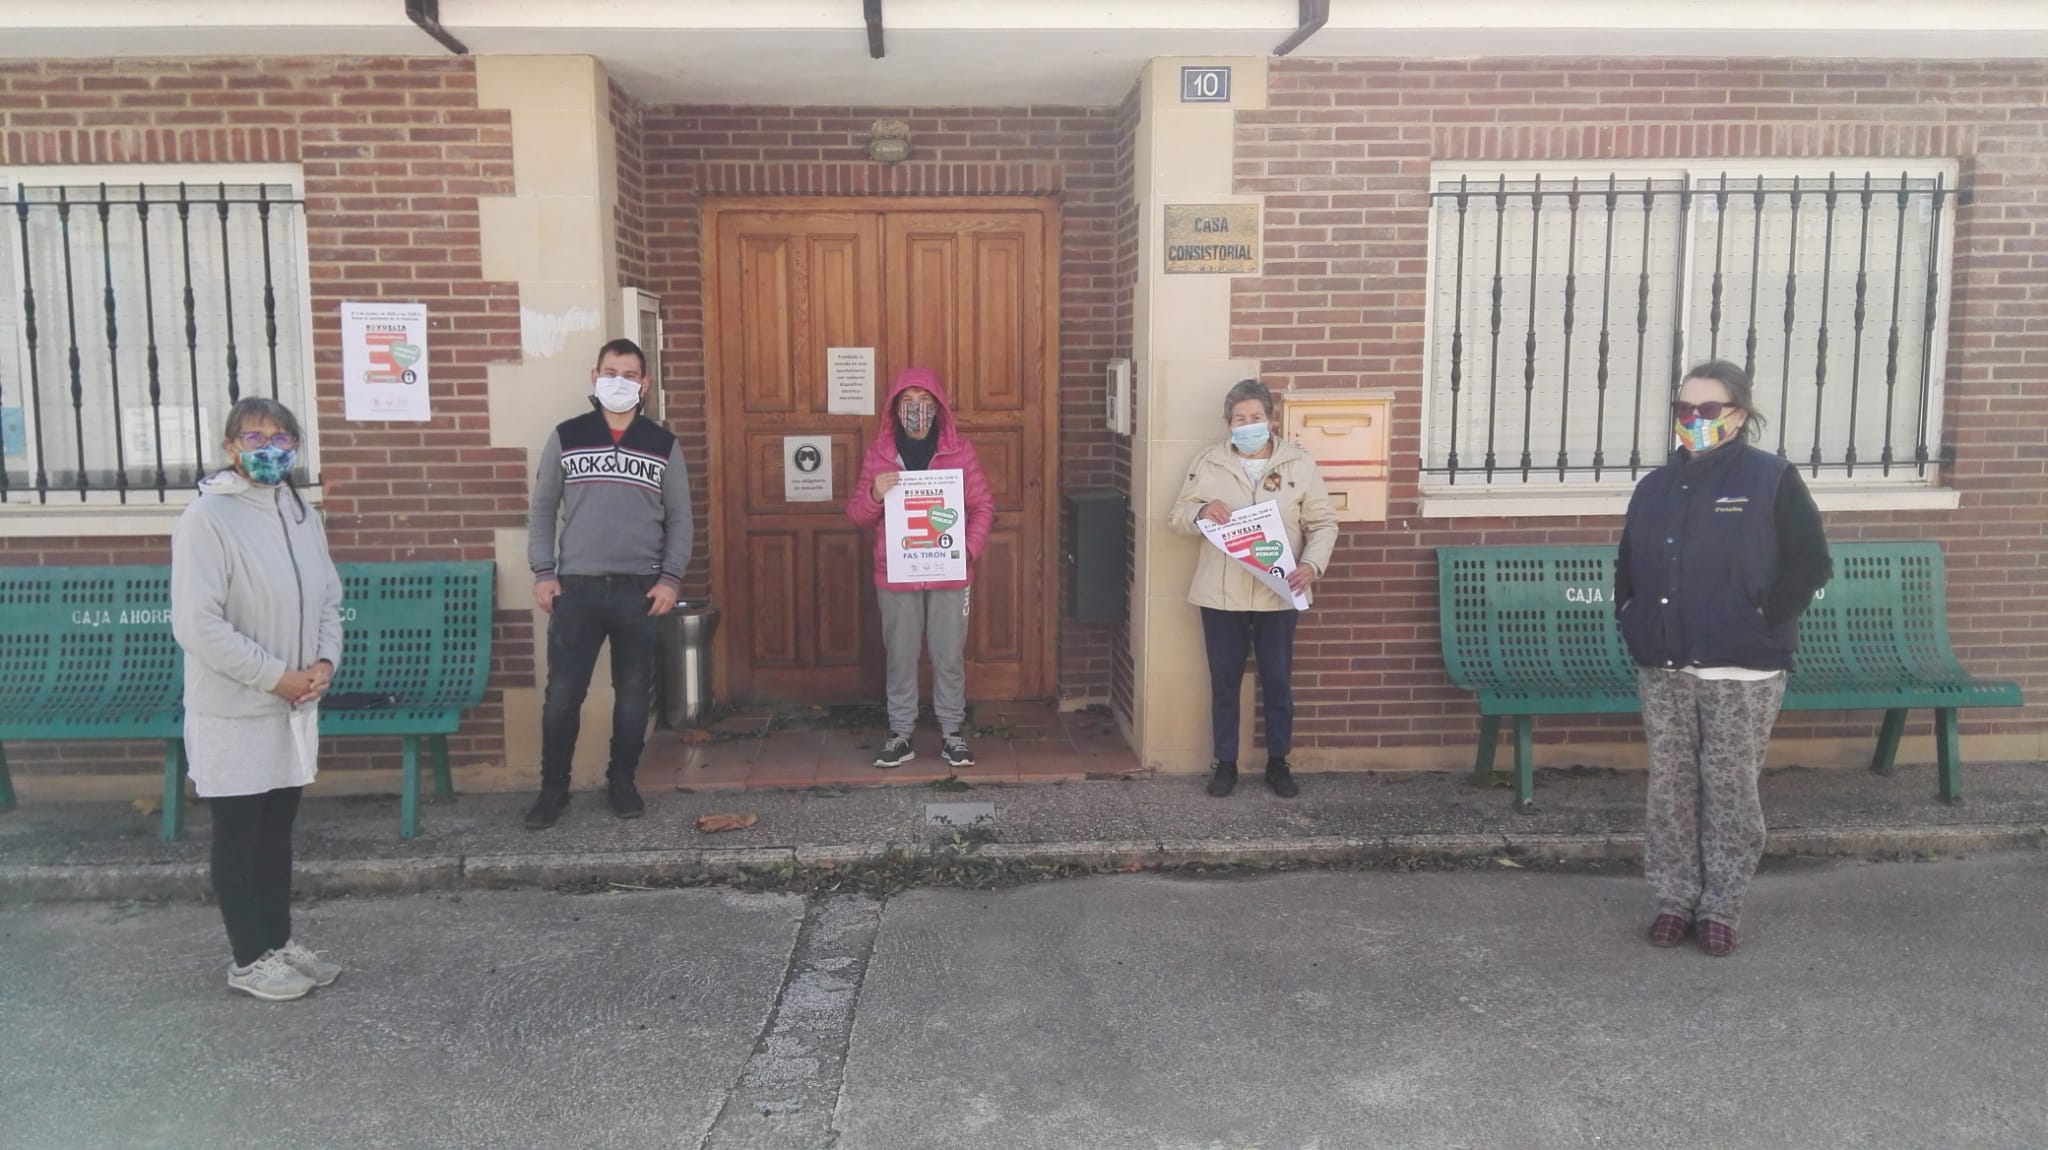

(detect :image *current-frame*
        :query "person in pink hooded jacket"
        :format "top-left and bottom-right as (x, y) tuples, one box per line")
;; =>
(847, 367), (995, 770)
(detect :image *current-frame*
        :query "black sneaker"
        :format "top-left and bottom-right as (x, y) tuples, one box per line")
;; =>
(942, 734), (975, 768)
(523, 788), (570, 830)
(874, 732), (915, 768)
(607, 778), (645, 819)
(1265, 758), (1299, 799)
(1206, 761), (1238, 798)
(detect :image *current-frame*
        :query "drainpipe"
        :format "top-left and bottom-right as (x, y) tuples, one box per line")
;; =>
(1273, 0), (1329, 56)
(405, 0), (470, 55)
(864, 0), (885, 59)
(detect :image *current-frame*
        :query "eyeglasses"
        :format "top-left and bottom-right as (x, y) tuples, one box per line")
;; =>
(1671, 400), (1738, 423)
(235, 431), (299, 451)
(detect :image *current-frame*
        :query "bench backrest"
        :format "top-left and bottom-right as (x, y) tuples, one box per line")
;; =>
(1436, 541), (1974, 695)
(0, 561), (494, 732)
(326, 563), (496, 721)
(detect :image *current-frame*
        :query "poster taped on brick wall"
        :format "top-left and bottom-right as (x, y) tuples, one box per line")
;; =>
(341, 302), (431, 422)
(1198, 502), (1309, 610)
(884, 468), (968, 584)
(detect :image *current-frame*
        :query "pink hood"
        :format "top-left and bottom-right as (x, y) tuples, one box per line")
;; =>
(879, 366), (967, 454)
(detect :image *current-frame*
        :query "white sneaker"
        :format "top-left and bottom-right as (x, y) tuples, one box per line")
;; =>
(275, 939), (343, 988)
(227, 951), (317, 1001)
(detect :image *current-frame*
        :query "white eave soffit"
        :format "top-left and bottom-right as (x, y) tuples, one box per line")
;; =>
(3, 0), (2045, 107)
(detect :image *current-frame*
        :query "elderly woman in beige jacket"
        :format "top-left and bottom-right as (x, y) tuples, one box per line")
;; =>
(1169, 379), (1339, 798)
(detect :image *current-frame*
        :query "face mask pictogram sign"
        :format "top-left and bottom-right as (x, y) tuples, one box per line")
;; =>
(784, 436), (833, 503)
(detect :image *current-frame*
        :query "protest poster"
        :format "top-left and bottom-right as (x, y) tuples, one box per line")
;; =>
(884, 468), (968, 584)
(1197, 501), (1310, 610)
(341, 302), (430, 422)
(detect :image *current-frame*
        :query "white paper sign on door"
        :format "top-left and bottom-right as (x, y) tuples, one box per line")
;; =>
(827, 347), (876, 415)
(884, 468), (968, 584)
(1197, 502), (1309, 610)
(784, 436), (833, 503)
(341, 302), (431, 422)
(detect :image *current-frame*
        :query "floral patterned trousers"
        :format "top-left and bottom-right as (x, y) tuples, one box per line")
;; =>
(1636, 668), (1787, 928)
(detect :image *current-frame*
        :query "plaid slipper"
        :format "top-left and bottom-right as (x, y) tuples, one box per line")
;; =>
(1648, 912), (1693, 948)
(1698, 920), (1739, 957)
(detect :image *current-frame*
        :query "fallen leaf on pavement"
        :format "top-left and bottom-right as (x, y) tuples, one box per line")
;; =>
(131, 797), (159, 816)
(696, 812), (758, 833)
(1494, 857), (1524, 868)
(681, 729), (713, 744)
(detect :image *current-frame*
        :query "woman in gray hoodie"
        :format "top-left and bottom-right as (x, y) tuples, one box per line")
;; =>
(171, 398), (344, 1001)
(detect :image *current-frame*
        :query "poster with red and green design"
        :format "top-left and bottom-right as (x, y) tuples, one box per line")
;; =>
(1197, 501), (1309, 610)
(884, 468), (968, 583)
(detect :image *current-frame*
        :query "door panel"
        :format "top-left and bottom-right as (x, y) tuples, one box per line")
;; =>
(814, 530), (871, 668)
(743, 532), (800, 668)
(967, 231), (1028, 412)
(709, 202), (1055, 705)
(712, 212), (885, 699)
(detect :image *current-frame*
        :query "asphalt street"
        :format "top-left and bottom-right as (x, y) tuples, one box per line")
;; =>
(2, 853), (2043, 1150)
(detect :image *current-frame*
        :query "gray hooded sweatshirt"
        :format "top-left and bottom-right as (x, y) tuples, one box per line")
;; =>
(171, 471), (344, 719)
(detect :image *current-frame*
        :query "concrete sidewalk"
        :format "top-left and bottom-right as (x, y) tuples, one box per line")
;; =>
(2, 761), (2044, 902)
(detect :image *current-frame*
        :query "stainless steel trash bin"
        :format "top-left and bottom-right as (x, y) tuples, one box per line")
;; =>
(656, 604), (719, 728)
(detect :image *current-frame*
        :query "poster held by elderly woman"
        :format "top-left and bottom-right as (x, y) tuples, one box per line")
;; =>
(1196, 502), (1310, 611)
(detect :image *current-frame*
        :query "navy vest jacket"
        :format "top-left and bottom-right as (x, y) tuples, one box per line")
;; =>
(1618, 440), (1799, 672)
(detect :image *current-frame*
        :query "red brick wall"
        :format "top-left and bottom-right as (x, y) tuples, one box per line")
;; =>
(610, 78), (647, 294)
(634, 103), (1123, 701)
(1110, 84), (1141, 723)
(1233, 57), (2048, 753)
(0, 56), (531, 776)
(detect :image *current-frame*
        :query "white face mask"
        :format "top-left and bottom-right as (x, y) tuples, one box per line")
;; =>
(593, 377), (642, 413)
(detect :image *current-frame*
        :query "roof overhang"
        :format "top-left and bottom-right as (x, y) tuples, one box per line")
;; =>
(5, 0), (2045, 107)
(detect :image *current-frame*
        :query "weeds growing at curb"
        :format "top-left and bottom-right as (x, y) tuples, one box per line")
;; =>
(556, 840), (1634, 901)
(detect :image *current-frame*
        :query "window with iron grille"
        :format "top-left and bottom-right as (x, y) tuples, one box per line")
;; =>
(0, 165), (314, 506)
(1422, 161), (1957, 492)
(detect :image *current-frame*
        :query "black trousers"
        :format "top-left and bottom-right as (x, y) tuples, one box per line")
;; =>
(1200, 607), (1299, 765)
(541, 573), (662, 790)
(209, 786), (302, 967)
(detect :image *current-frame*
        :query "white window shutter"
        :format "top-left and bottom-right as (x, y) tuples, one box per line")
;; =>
(1428, 176), (1684, 486)
(0, 180), (309, 498)
(1688, 173), (1942, 477)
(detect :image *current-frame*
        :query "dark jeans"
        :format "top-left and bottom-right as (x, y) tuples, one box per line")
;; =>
(541, 573), (662, 790)
(1200, 607), (1299, 764)
(209, 786), (302, 967)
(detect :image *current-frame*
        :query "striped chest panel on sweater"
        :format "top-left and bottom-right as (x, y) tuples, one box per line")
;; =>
(559, 444), (669, 492)
(554, 412), (677, 495)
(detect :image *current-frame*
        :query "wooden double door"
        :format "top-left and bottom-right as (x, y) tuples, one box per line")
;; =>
(704, 199), (1058, 705)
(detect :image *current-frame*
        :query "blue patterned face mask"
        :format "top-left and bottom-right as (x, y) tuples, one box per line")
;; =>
(239, 445), (296, 485)
(1230, 423), (1272, 454)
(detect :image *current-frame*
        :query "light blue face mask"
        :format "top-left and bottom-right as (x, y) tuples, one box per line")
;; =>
(1230, 423), (1272, 454)
(239, 445), (296, 486)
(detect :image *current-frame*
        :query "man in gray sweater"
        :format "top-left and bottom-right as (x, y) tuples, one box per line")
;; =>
(524, 338), (693, 828)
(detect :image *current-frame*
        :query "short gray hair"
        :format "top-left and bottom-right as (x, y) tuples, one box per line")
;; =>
(221, 396), (304, 450)
(1223, 378), (1275, 421)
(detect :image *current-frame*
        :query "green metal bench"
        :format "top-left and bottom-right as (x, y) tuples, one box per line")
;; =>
(0, 561), (494, 840)
(1437, 542), (2024, 812)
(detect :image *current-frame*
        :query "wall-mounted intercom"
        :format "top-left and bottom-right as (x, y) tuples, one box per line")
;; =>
(1106, 358), (1133, 437)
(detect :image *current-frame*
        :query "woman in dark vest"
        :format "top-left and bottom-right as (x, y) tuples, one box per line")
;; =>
(1616, 360), (1831, 957)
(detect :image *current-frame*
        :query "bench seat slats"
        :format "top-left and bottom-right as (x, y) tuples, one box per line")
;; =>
(0, 561), (494, 839)
(1438, 542), (2023, 809)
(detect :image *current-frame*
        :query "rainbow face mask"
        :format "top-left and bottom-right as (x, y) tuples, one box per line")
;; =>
(1675, 414), (1737, 453)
